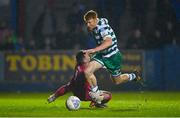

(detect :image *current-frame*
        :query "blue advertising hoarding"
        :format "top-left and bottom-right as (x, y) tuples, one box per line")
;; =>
(2, 50), (144, 91)
(4, 51), (76, 84)
(0, 52), (4, 81)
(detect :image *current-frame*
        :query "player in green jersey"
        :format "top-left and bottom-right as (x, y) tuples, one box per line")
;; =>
(83, 10), (142, 104)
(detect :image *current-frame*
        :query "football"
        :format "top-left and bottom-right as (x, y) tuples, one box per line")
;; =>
(65, 96), (81, 111)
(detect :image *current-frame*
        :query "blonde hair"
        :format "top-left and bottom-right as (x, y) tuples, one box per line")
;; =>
(83, 10), (98, 21)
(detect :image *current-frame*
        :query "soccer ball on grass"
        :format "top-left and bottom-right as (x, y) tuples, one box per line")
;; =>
(66, 96), (81, 111)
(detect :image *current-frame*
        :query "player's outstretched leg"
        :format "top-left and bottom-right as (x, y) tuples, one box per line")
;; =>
(47, 94), (56, 103)
(111, 70), (142, 85)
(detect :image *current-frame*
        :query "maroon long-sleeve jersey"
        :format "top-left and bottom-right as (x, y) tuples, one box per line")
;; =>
(55, 64), (91, 101)
(69, 65), (92, 101)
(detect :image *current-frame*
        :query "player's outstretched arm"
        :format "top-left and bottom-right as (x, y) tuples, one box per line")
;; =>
(83, 38), (112, 54)
(47, 83), (71, 103)
(54, 83), (71, 97)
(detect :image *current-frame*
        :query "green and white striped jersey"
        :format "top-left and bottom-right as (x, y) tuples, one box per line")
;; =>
(91, 18), (119, 58)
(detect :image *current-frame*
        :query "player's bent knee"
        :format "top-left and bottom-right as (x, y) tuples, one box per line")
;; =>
(84, 69), (92, 77)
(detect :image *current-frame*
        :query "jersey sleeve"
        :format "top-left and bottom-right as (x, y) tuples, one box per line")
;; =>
(99, 26), (112, 40)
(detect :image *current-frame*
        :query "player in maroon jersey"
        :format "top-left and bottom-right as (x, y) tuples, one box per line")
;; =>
(47, 51), (111, 108)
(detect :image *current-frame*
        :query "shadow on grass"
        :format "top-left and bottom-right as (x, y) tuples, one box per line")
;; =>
(111, 108), (139, 112)
(80, 107), (106, 110)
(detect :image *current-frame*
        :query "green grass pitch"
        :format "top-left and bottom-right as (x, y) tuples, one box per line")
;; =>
(0, 92), (180, 117)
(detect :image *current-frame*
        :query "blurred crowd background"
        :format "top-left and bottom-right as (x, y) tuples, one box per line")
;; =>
(0, 0), (179, 51)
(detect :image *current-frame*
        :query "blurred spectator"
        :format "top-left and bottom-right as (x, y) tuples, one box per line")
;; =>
(32, 4), (56, 50)
(45, 37), (51, 51)
(11, 0), (179, 50)
(95, 0), (125, 38)
(0, 19), (25, 51)
(55, 30), (65, 49)
(129, 0), (149, 29)
(163, 21), (175, 45)
(0, 23), (13, 51)
(14, 37), (26, 52)
(27, 39), (36, 50)
(126, 28), (145, 49)
(0, 0), (10, 6)
(146, 29), (163, 49)
(67, 27), (87, 50)
(95, 0), (107, 16)
(64, 1), (87, 50)
(0, 21), (7, 49)
(3, 29), (14, 51)
(154, 0), (177, 45)
(66, 1), (86, 32)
